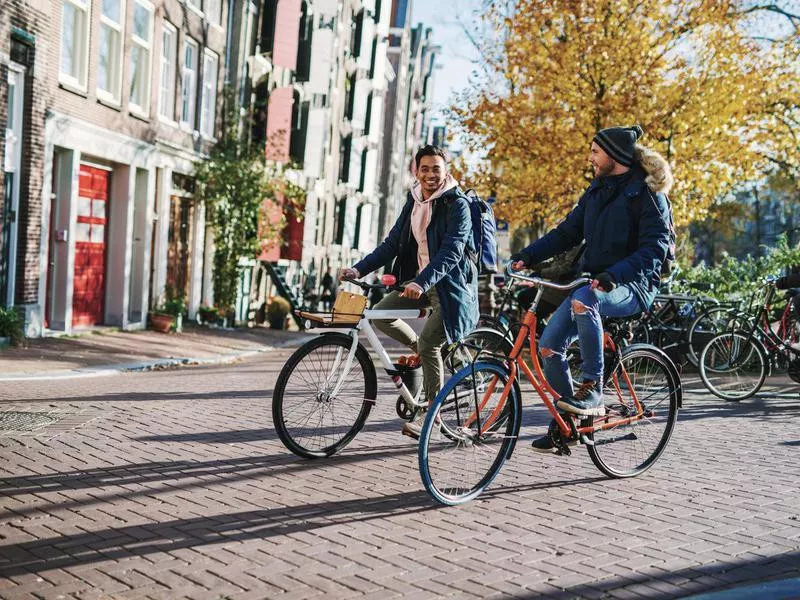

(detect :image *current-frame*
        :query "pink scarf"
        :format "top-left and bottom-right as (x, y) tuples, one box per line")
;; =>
(410, 174), (458, 272)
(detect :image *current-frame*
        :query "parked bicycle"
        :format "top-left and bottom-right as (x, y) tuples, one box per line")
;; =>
(631, 283), (723, 367)
(417, 267), (682, 505)
(272, 275), (507, 458)
(699, 276), (800, 400)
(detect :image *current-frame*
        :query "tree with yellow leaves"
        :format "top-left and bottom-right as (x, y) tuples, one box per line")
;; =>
(454, 0), (800, 230)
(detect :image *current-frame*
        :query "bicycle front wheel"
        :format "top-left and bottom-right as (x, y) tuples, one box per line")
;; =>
(588, 346), (679, 478)
(699, 332), (767, 401)
(418, 361), (521, 505)
(272, 334), (376, 458)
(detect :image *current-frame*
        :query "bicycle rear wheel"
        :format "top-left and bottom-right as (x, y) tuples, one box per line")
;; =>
(272, 334), (376, 458)
(418, 361), (522, 505)
(687, 306), (744, 367)
(587, 346), (679, 478)
(445, 328), (514, 373)
(699, 331), (767, 401)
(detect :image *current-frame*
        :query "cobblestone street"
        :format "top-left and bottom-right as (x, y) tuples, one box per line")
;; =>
(1, 343), (799, 599)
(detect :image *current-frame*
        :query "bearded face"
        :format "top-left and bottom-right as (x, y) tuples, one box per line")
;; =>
(589, 141), (617, 177)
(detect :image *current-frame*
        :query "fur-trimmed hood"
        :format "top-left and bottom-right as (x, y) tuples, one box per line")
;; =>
(635, 145), (673, 194)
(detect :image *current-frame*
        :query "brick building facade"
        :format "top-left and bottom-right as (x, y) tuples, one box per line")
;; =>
(1, 0), (438, 334)
(1, 1), (50, 332)
(1, 0), (228, 336)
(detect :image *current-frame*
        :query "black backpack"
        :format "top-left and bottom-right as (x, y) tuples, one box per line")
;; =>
(628, 193), (677, 277)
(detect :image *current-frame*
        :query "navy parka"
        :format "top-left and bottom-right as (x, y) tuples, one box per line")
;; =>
(517, 166), (671, 311)
(354, 187), (479, 343)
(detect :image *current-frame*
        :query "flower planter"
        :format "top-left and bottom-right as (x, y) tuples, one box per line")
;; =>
(150, 313), (175, 333)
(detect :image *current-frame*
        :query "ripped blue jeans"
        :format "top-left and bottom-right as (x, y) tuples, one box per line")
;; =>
(539, 284), (641, 399)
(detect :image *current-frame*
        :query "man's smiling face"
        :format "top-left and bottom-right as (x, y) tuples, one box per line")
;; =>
(417, 155), (447, 195)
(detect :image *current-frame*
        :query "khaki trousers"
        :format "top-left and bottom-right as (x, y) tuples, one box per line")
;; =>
(371, 286), (446, 404)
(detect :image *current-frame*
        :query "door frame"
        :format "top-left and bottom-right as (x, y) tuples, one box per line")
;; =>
(3, 62), (25, 308)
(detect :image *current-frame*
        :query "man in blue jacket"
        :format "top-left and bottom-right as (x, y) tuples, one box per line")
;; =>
(511, 125), (673, 453)
(340, 145), (480, 439)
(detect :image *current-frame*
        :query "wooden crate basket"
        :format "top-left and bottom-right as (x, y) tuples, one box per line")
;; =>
(296, 291), (368, 326)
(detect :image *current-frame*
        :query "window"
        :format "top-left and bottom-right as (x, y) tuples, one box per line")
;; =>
(351, 10), (364, 58)
(98, 0), (124, 102)
(129, 0), (154, 113)
(60, 0), (90, 88)
(159, 23), (177, 120)
(200, 50), (218, 137)
(181, 39), (199, 128)
(205, 0), (222, 25)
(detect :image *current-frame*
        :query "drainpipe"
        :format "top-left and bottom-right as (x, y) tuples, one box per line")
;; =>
(224, 0), (235, 86)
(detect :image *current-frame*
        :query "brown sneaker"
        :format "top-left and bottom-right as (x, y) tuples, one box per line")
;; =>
(402, 420), (423, 440)
(556, 380), (605, 416)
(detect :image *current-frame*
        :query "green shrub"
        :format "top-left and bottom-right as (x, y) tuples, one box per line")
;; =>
(0, 307), (24, 347)
(674, 234), (800, 302)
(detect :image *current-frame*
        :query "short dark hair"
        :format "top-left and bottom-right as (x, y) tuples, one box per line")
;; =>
(415, 145), (448, 169)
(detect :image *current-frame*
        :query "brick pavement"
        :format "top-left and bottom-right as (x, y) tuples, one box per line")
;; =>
(0, 346), (798, 599)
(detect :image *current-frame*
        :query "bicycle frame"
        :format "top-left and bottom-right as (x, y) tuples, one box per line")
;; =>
(739, 284), (800, 360)
(305, 306), (432, 409)
(469, 281), (646, 441)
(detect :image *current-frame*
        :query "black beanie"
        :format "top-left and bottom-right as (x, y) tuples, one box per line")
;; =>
(593, 125), (644, 167)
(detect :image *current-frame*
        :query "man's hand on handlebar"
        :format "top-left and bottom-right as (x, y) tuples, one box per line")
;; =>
(510, 260), (527, 272)
(591, 271), (616, 293)
(400, 282), (424, 299)
(509, 253), (530, 273)
(339, 267), (360, 281)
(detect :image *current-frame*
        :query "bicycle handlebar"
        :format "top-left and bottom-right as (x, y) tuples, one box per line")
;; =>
(342, 276), (404, 293)
(505, 264), (592, 291)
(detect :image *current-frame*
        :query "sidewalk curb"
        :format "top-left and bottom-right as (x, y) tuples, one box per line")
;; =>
(0, 337), (305, 382)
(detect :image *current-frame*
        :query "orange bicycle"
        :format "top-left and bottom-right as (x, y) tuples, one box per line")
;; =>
(417, 268), (682, 505)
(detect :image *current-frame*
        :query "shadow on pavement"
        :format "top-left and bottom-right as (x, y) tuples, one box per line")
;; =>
(0, 441), (423, 519)
(133, 416), (416, 444)
(675, 393), (800, 424)
(0, 489), (439, 577)
(516, 553), (800, 600)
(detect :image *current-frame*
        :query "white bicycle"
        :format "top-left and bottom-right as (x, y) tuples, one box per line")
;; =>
(271, 275), (508, 458)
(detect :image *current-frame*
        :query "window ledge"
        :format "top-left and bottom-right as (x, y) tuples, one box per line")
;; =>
(158, 115), (180, 128)
(129, 107), (151, 122)
(185, 2), (204, 18)
(97, 94), (122, 111)
(58, 79), (89, 98)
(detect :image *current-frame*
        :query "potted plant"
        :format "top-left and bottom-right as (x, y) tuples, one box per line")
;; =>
(198, 304), (220, 325)
(148, 305), (175, 333)
(266, 296), (292, 330)
(0, 307), (24, 348)
(150, 288), (186, 333)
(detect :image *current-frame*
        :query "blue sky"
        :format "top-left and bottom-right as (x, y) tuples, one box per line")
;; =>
(410, 0), (483, 128)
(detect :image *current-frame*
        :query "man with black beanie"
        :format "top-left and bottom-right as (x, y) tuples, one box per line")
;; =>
(510, 125), (673, 453)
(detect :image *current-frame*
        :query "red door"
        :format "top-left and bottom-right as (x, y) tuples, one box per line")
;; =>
(72, 165), (109, 327)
